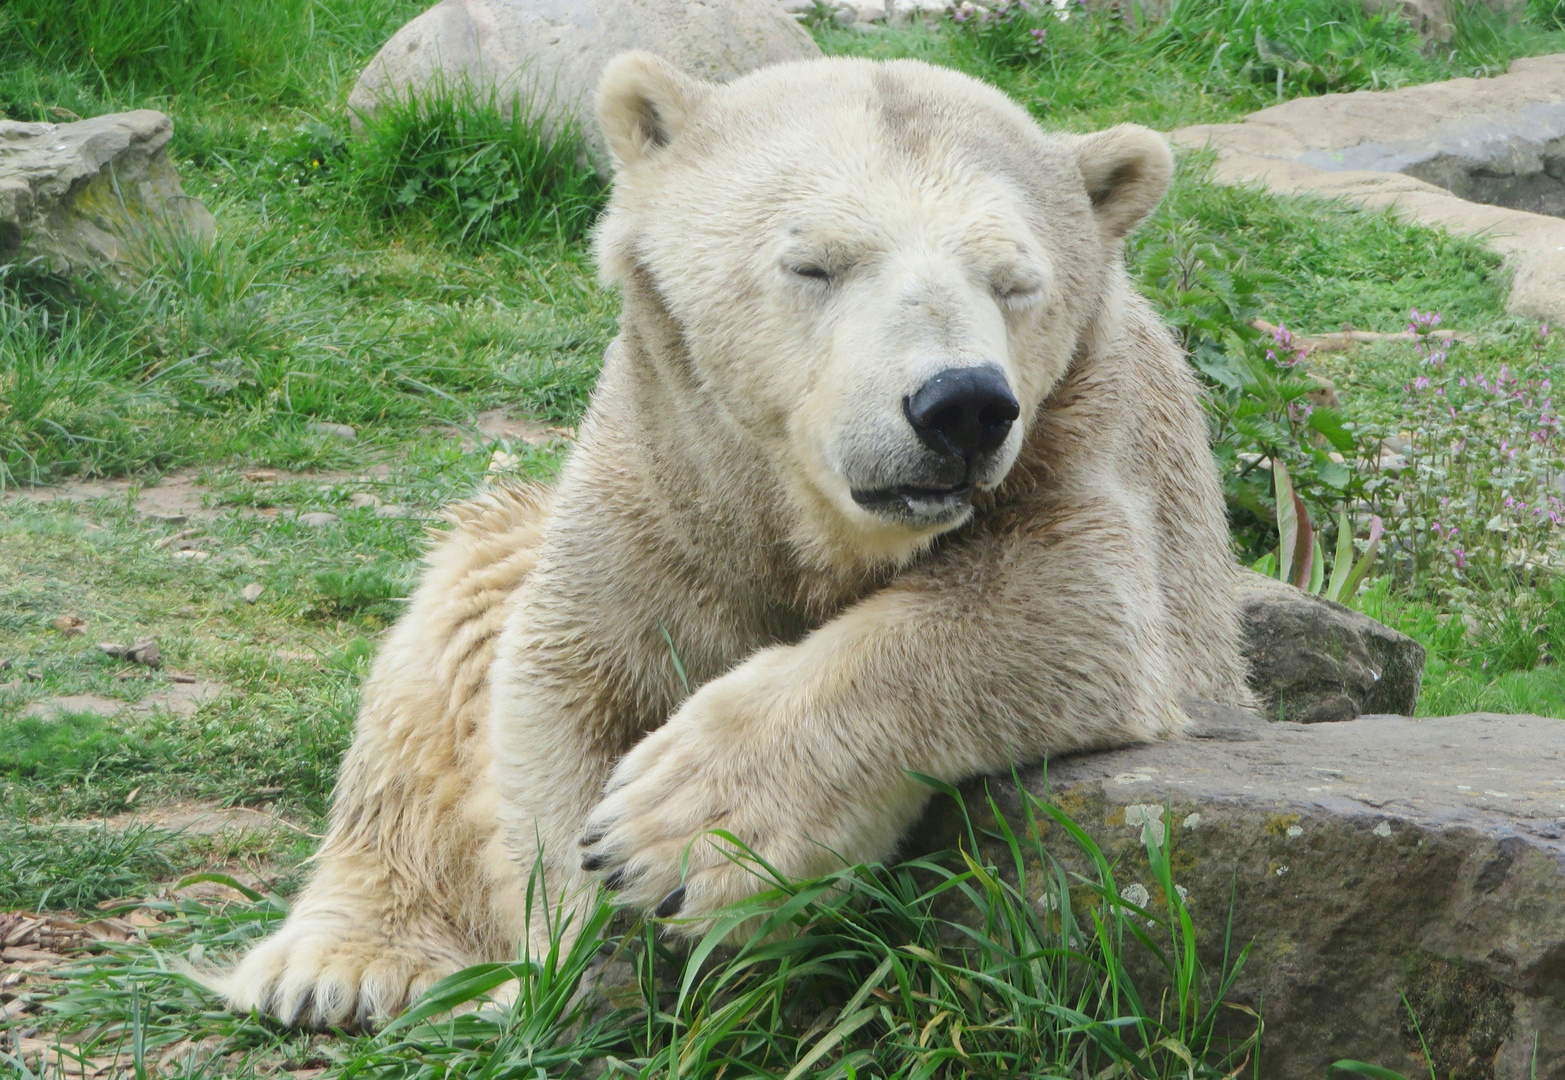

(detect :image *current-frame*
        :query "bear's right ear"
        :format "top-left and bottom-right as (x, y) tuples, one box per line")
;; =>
(597, 51), (709, 170)
(1072, 124), (1174, 242)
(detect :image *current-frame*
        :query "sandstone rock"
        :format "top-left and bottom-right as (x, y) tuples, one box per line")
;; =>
(348, 0), (820, 175)
(1237, 571), (1425, 722)
(0, 111), (215, 276)
(297, 511), (340, 527)
(933, 708), (1565, 1078)
(1172, 54), (1565, 323)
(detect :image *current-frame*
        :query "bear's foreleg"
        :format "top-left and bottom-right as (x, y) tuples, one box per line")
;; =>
(578, 495), (1191, 930)
(215, 485), (551, 1028)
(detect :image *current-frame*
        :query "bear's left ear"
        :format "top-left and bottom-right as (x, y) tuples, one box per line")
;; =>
(597, 51), (710, 171)
(1072, 124), (1174, 242)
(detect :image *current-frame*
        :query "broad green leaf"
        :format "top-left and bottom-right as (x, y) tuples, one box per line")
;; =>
(1274, 458), (1298, 582)
(1325, 510), (1355, 601)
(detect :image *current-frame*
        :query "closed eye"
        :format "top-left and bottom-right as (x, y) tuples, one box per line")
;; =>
(790, 264), (832, 281)
(997, 283), (1043, 308)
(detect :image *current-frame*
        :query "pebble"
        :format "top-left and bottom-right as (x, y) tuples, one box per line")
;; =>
(306, 422), (357, 441)
(241, 583), (265, 604)
(374, 504), (408, 519)
(298, 512), (340, 527)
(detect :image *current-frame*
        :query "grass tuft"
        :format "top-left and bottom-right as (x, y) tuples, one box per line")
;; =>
(345, 81), (606, 248)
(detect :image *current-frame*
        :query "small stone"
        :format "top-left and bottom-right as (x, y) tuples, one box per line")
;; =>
(374, 504), (409, 519)
(1372, 821), (1393, 838)
(173, 549), (210, 561)
(97, 642), (127, 659)
(126, 640), (162, 668)
(240, 583), (264, 604)
(306, 422), (357, 441)
(349, 492), (382, 509)
(52, 614), (87, 637)
(298, 512), (340, 528)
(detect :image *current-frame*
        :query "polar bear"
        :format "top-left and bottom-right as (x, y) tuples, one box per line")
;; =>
(217, 52), (1250, 1030)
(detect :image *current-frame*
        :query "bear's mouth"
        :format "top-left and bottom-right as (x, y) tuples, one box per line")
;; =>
(850, 482), (975, 524)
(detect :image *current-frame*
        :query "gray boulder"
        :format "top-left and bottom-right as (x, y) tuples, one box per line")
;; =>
(0, 111), (215, 276)
(1238, 571), (1425, 722)
(934, 707), (1565, 1079)
(347, 0), (821, 175)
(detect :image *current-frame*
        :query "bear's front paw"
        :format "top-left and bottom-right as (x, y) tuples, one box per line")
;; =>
(577, 666), (908, 934)
(215, 909), (468, 1031)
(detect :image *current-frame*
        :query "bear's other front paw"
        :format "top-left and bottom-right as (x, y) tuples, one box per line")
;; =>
(215, 911), (470, 1031)
(577, 672), (911, 934)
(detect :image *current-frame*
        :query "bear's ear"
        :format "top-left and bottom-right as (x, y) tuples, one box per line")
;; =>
(597, 51), (710, 170)
(1072, 124), (1173, 242)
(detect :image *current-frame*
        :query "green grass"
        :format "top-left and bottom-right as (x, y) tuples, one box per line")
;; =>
(20, 786), (1267, 1079)
(2, 0), (1565, 1076)
(816, 0), (1565, 130)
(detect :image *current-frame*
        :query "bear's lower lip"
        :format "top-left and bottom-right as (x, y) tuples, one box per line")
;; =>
(851, 483), (974, 524)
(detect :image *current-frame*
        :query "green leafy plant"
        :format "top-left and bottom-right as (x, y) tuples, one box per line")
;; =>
(1254, 457), (1383, 603)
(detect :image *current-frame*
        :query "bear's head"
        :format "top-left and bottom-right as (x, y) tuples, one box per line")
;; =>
(593, 53), (1171, 570)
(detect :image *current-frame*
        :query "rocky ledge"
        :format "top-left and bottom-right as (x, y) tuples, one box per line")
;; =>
(0, 110), (214, 276)
(1172, 53), (1565, 324)
(945, 705), (1565, 1079)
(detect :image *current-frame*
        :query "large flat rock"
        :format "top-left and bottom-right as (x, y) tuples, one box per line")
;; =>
(951, 707), (1565, 1077)
(1172, 54), (1565, 323)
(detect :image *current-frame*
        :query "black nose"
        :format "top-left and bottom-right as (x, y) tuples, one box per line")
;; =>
(904, 366), (1020, 458)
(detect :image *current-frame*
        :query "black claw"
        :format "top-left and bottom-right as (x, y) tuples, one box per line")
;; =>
(352, 997), (376, 1035)
(655, 886), (686, 918)
(579, 830), (605, 848)
(581, 852), (609, 872)
(603, 868), (629, 892)
(285, 988), (316, 1029)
